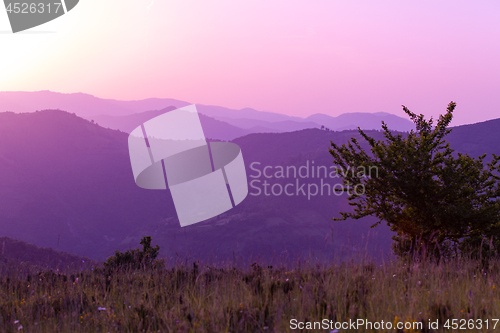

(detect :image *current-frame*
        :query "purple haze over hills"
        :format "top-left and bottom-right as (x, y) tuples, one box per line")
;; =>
(0, 91), (190, 117)
(0, 109), (394, 261)
(0, 107), (499, 261)
(1, 89), (497, 262)
(0, 91), (416, 137)
(92, 107), (251, 141)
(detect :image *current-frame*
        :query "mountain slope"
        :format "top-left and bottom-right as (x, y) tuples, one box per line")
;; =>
(0, 91), (416, 133)
(1, 110), (498, 262)
(0, 237), (95, 272)
(217, 117), (321, 133)
(0, 91), (190, 117)
(92, 107), (250, 141)
(447, 118), (500, 158)
(306, 112), (415, 132)
(0, 110), (393, 261)
(0, 110), (176, 259)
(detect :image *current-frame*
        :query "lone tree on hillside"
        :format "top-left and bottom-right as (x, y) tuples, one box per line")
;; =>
(329, 102), (500, 259)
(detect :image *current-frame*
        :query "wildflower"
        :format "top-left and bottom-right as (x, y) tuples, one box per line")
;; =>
(17, 325), (22, 331)
(98, 307), (106, 311)
(14, 320), (19, 324)
(393, 274), (396, 277)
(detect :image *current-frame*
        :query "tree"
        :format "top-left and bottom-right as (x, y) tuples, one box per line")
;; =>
(329, 102), (500, 259)
(104, 236), (161, 270)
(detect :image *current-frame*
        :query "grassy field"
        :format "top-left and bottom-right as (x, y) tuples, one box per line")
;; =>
(1, 255), (500, 332)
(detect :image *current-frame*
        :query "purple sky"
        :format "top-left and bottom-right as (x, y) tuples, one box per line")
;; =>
(1, 0), (499, 125)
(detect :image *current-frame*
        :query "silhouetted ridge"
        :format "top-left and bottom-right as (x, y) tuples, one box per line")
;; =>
(0, 236), (94, 272)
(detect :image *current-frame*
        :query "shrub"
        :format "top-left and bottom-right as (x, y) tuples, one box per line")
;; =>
(104, 236), (162, 270)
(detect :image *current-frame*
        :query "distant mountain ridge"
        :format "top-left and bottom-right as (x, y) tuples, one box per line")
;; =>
(92, 107), (251, 141)
(0, 91), (416, 135)
(306, 112), (416, 132)
(0, 236), (95, 272)
(0, 91), (190, 117)
(0, 109), (394, 260)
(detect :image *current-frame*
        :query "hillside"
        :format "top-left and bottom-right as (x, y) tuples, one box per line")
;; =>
(306, 112), (415, 132)
(0, 236), (94, 272)
(92, 107), (250, 141)
(0, 110), (499, 262)
(0, 91), (416, 134)
(0, 110), (175, 260)
(0, 91), (189, 117)
(0, 110), (394, 261)
(447, 118), (500, 157)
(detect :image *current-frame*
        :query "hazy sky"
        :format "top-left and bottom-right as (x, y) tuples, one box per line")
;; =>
(1, 0), (499, 125)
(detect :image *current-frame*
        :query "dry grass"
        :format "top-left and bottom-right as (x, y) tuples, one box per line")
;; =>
(1, 255), (500, 332)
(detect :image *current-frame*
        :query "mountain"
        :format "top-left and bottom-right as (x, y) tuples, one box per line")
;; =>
(0, 236), (94, 272)
(1, 109), (495, 262)
(306, 112), (415, 132)
(216, 117), (321, 133)
(0, 91), (190, 117)
(0, 110), (175, 260)
(0, 91), (307, 122)
(0, 91), (415, 133)
(212, 112), (416, 133)
(446, 118), (500, 158)
(0, 110), (393, 261)
(92, 107), (250, 141)
(195, 105), (307, 123)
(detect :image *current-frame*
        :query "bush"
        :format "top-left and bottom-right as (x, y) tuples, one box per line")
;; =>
(104, 236), (162, 270)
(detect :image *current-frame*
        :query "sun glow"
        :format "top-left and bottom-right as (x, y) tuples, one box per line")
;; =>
(1, 0), (499, 125)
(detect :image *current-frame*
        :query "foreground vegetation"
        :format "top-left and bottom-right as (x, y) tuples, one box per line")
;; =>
(1, 254), (500, 332)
